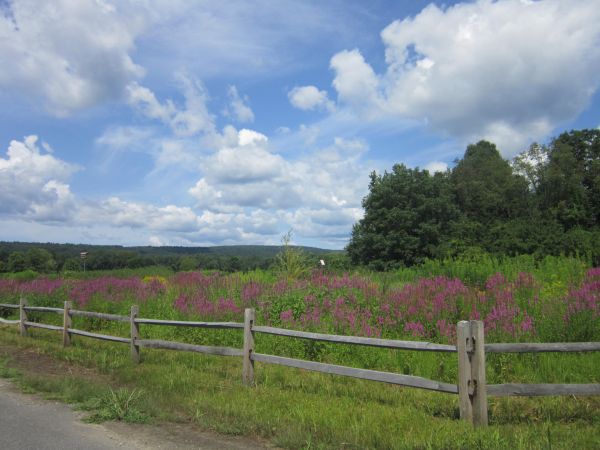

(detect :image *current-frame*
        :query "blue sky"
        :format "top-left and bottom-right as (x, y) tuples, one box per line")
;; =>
(1, 0), (599, 249)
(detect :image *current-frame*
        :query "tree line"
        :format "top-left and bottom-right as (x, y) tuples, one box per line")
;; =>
(347, 129), (600, 270)
(0, 243), (347, 275)
(0, 247), (273, 274)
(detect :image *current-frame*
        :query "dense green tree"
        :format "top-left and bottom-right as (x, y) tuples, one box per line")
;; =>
(347, 165), (459, 269)
(509, 130), (600, 262)
(347, 134), (600, 269)
(451, 141), (530, 224)
(448, 141), (533, 255)
(0, 248), (8, 268)
(226, 256), (242, 272)
(179, 256), (198, 271)
(7, 252), (27, 272)
(26, 248), (57, 273)
(62, 257), (82, 272)
(537, 129), (600, 229)
(126, 255), (148, 269)
(538, 140), (589, 229)
(511, 142), (549, 192)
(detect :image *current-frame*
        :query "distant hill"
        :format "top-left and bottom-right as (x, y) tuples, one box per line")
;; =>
(0, 241), (343, 261)
(0, 241), (345, 273)
(0, 242), (340, 258)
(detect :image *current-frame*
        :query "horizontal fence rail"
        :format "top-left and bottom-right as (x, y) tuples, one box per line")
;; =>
(0, 318), (20, 324)
(1, 299), (599, 428)
(252, 353), (458, 394)
(487, 383), (600, 397)
(135, 318), (244, 329)
(0, 303), (20, 309)
(23, 306), (63, 314)
(253, 326), (457, 352)
(485, 342), (600, 353)
(67, 328), (131, 344)
(23, 321), (63, 332)
(138, 339), (243, 357)
(69, 310), (129, 322)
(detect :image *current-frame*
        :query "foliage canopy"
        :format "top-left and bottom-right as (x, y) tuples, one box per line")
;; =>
(348, 129), (600, 269)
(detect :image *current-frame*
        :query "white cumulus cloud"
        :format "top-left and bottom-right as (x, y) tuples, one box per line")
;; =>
(331, 50), (383, 115)
(78, 197), (200, 233)
(329, 0), (600, 153)
(0, 136), (78, 220)
(0, 0), (144, 115)
(423, 161), (448, 173)
(288, 85), (334, 112)
(188, 129), (370, 244)
(201, 129), (285, 184)
(126, 73), (215, 137)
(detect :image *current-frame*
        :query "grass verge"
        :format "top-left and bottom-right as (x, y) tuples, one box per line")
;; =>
(0, 346), (150, 424)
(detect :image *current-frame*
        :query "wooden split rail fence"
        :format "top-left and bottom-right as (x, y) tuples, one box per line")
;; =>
(1, 298), (600, 427)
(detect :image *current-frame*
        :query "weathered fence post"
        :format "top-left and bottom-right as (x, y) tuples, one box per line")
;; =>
(457, 320), (488, 426)
(130, 305), (140, 363)
(457, 321), (473, 423)
(19, 297), (27, 337)
(242, 308), (255, 386)
(63, 301), (72, 347)
(470, 320), (488, 426)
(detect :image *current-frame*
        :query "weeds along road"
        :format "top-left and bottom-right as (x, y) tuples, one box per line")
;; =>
(0, 377), (270, 450)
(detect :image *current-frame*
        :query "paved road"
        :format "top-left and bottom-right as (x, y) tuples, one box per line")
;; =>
(0, 378), (269, 450)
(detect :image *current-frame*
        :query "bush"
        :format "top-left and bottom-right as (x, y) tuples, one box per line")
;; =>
(11, 269), (40, 282)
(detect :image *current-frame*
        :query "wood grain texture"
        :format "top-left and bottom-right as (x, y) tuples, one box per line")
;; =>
(19, 298), (27, 337)
(487, 383), (600, 397)
(137, 339), (243, 357)
(456, 321), (473, 423)
(70, 310), (129, 322)
(485, 342), (600, 353)
(130, 305), (140, 363)
(242, 308), (255, 386)
(470, 321), (488, 427)
(23, 306), (63, 313)
(134, 318), (243, 329)
(67, 328), (131, 343)
(0, 303), (19, 309)
(63, 301), (72, 347)
(252, 326), (457, 352)
(251, 353), (458, 394)
(23, 321), (63, 332)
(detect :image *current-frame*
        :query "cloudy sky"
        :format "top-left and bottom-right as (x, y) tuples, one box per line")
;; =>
(1, 0), (599, 249)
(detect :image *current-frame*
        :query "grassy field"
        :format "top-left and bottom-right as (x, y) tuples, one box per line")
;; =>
(1, 254), (599, 449)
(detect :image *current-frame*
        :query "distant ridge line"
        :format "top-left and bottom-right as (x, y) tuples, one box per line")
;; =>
(0, 241), (341, 259)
